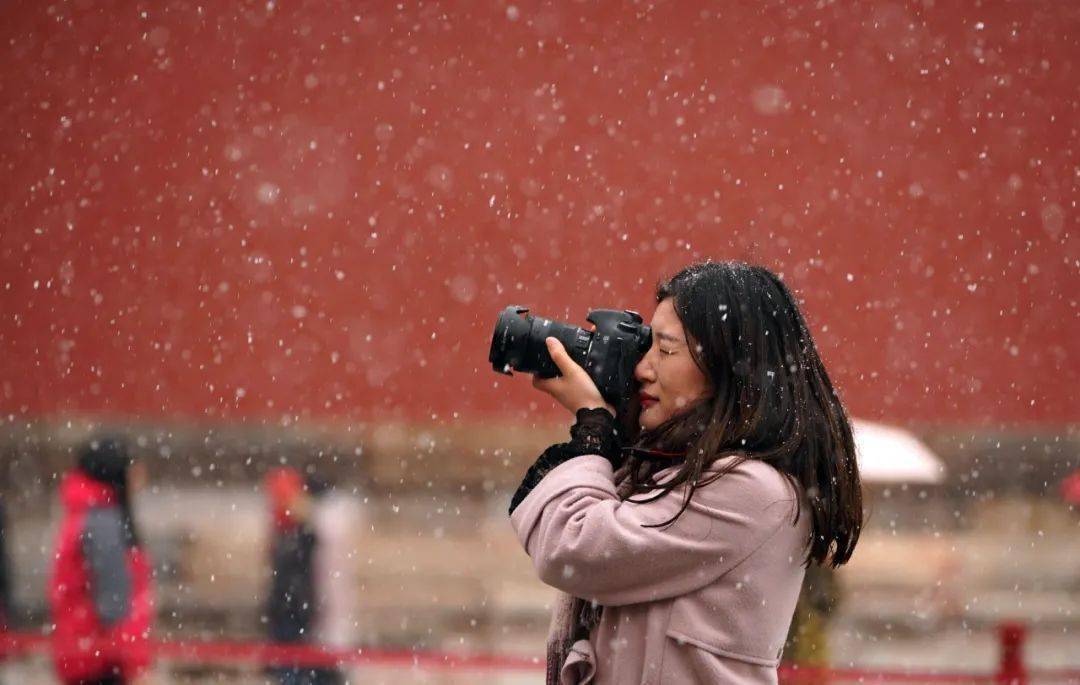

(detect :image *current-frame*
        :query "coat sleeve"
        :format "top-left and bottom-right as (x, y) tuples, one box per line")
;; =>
(81, 507), (132, 626)
(509, 455), (799, 606)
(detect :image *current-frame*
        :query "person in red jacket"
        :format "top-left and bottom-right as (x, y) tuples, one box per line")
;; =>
(49, 437), (155, 685)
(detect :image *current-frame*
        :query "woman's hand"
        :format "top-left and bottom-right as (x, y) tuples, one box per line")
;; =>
(532, 338), (616, 416)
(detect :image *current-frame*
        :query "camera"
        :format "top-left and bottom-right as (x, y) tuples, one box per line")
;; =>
(488, 306), (652, 417)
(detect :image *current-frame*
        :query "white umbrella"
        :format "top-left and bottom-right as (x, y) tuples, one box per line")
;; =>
(851, 419), (946, 484)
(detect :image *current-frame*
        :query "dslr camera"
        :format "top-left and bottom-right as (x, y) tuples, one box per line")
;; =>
(488, 306), (652, 433)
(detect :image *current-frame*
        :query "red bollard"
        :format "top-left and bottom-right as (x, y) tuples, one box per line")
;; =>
(996, 622), (1027, 685)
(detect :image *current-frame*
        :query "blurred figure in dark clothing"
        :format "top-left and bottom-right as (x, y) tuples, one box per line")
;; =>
(266, 467), (316, 644)
(264, 468), (341, 685)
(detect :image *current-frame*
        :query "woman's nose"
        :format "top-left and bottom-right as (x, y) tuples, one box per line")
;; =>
(634, 351), (655, 383)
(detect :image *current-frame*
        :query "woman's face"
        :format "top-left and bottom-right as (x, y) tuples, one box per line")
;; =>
(634, 298), (712, 431)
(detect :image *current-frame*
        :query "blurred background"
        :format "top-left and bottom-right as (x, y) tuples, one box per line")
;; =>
(1, 0), (1077, 683)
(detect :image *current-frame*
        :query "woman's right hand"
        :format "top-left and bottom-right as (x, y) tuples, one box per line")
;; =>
(532, 338), (615, 417)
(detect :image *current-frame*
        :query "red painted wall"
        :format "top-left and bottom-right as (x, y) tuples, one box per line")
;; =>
(1, 1), (1076, 427)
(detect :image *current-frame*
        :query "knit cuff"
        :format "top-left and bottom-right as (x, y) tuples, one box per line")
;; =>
(508, 408), (618, 516)
(568, 407), (619, 463)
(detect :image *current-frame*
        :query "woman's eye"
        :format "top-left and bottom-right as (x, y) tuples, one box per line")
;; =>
(659, 348), (675, 356)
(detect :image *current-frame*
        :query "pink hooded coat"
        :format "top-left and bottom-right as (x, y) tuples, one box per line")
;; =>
(511, 454), (810, 685)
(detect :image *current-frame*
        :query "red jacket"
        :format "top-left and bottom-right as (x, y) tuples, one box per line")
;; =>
(49, 471), (154, 682)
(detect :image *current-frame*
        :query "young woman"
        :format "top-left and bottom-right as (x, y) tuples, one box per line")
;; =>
(50, 437), (155, 685)
(509, 261), (862, 685)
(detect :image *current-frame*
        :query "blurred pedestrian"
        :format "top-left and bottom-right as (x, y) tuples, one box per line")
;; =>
(264, 467), (321, 685)
(49, 437), (155, 685)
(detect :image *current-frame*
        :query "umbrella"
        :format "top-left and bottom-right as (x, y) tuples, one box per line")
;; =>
(851, 419), (946, 484)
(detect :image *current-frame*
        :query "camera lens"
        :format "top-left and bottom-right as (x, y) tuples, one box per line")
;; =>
(489, 307), (591, 378)
(489, 306), (533, 374)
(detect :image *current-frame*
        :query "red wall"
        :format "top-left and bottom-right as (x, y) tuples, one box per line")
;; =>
(1, 1), (1076, 427)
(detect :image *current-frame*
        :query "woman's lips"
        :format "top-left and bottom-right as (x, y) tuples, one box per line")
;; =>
(640, 393), (659, 408)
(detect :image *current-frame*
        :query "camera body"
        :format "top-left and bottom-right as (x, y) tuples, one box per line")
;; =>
(488, 306), (652, 418)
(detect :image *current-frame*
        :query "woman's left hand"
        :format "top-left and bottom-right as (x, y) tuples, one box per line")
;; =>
(532, 337), (616, 416)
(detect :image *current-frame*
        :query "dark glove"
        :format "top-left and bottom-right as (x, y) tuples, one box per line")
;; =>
(508, 408), (619, 515)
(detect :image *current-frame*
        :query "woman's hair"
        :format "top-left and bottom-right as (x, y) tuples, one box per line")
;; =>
(627, 261), (862, 567)
(78, 437), (140, 548)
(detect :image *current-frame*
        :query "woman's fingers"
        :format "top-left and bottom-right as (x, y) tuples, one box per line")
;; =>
(532, 340), (575, 398)
(545, 337), (579, 377)
(533, 337), (611, 415)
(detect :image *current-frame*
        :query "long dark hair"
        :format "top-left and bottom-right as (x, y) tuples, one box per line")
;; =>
(626, 261), (862, 567)
(77, 437), (141, 548)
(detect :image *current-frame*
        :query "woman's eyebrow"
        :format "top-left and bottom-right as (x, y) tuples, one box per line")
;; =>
(655, 331), (681, 343)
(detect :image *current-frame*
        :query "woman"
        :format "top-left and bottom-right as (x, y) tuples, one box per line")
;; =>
(509, 261), (862, 685)
(50, 437), (154, 685)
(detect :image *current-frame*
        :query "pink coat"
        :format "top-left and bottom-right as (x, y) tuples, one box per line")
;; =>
(511, 454), (809, 684)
